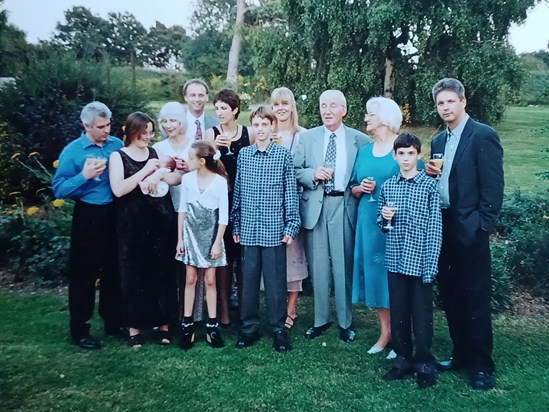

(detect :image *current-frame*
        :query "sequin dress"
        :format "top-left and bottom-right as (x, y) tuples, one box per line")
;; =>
(179, 171), (229, 268)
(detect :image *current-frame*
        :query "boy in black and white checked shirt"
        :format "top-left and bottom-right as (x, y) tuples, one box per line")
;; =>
(378, 133), (442, 389)
(231, 106), (300, 352)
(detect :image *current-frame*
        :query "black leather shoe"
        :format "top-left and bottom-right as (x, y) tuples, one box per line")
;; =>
(339, 327), (356, 342)
(382, 366), (414, 381)
(470, 371), (495, 390)
(235, 331), (260, 349)
(273, 329), (291, 352)
(416, 373), (437, 389)
(74, 336), (101, 350)
(437, 358), (467, 372)
(304, 322), (332, 339)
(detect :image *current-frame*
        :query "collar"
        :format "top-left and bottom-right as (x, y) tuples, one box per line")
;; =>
(187, 111), (205, 124)
(252, 141), (275, 154)
(79, 132), (116, 149)
(447, 113), (469, 139)
(323, 124), (345, 139)
(397, 169), (425, 183)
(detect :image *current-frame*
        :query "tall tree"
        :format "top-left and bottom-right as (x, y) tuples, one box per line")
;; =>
(252, 0), (535, 127)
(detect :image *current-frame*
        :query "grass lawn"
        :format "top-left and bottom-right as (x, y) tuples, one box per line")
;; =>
(1, 289), (548, 411)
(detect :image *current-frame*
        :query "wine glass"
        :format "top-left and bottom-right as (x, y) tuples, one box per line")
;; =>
(431, 153), (444, 180)
(383, 201), (397, 230)
(86, 155), (107, 181)
(366, 176), (376, 202)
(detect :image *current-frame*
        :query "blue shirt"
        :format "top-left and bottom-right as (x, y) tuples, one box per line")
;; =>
(378, 170), (442, 283)
(231, 142), (301, 247)
(52, 133), (123, 204)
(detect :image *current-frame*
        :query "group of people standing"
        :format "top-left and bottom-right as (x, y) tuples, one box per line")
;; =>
(53, 77), (503, 391)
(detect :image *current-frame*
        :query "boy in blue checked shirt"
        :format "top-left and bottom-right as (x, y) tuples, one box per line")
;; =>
(231, 106), (300, 352)
(378, 133), (442, 389)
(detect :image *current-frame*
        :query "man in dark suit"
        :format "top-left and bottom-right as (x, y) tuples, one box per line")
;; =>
(426, 78), (504, 390)
(182, 78), (219, 141)
(294, 90), (369, 342)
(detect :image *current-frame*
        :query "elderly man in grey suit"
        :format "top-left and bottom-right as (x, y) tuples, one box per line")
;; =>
(294, 89), (369, 342)
(183, 78), (219, 141)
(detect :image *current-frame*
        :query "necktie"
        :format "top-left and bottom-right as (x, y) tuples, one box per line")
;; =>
(195, 119), (202, 141)
(324, 133), (337, 194)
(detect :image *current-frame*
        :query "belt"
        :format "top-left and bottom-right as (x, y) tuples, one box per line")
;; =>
(324, 191), (344, 197)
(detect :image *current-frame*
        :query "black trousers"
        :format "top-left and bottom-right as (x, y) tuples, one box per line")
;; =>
(438, 213), (494, 373)
(388, 272), (436, 374)
(69, 200), (121, 340)
(240, 244), (287, 334)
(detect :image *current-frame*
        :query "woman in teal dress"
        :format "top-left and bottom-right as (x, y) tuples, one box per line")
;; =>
(351, 97), (404, 356)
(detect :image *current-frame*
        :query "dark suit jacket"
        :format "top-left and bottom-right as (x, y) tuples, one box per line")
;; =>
(431, 117), (504, 246)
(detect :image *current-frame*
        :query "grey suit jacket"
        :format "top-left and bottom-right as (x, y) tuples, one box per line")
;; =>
(204, 114), (219, 130)
(294, 125), (369, 230)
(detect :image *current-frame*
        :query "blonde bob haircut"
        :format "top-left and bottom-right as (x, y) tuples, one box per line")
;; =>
(271, 87), (300, 134)
(366, 97), (403, 134)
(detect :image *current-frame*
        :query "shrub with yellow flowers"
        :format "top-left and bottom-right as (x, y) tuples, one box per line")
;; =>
(0, 152), (73, 284)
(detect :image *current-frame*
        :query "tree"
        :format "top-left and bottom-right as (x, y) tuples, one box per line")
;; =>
(146, 22), (189, 69)
(252, 0), (536, 127)
(0, 1), (33, 76)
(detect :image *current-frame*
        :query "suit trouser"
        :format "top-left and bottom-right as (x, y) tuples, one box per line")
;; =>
(388, 272), (436, 374)
(240, 245), (287, 334)
(304, 196), (354, 329)
(438, 212), (494, 373)
(69, 200), (121, 340)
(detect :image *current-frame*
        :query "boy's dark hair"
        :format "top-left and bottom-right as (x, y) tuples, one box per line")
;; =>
(249, 105), (277, 125)
(394, 133), (421, 154)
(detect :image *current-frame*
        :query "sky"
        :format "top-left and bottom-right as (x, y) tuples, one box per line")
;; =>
(3, 0), (549, 54)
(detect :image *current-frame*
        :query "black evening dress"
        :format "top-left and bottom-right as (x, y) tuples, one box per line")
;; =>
(115, 148), (177, 329)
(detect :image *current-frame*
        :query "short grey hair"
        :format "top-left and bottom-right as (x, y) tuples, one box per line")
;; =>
(366, 97), (403, 133)
(319, 89), (347, 108)
(158, 101), (188, 139)
(432, 78), (466, 101)
(80, 101), (112, 125)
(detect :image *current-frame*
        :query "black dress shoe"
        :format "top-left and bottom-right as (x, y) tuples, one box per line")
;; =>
(339, 327), (356, 342)
(437, 357), (467, 372)
(235, 331), (260, 349)
(304, 322), (332, 339)
(273, 329), (291, 352)
(74, 336), (101, 350)
(416, 373), (437, 389)
(382, 366), (414, 381)
(470, 371), (495, 390)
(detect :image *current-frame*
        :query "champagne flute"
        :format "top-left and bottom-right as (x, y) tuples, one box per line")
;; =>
(383, 201), (397, 230)
(431, 153), (444, 180)
(271, 132), (282, 145)
(220, 132), (234, 156)
(366, 176), (376, 202)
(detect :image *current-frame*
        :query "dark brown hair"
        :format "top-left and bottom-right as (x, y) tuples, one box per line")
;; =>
(124, 112), (155, 147)
(249, 105), (277, 125)
(213, 89), (241, 119)
(190, 141), (229, 184)
(393, 133), (422, 154)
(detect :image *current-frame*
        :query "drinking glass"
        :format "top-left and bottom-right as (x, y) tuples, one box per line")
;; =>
(431, 153), (444, 179)
(86, 155), (107, 181)
(383, 201), (397, 230)
(366, 176), (376, 202)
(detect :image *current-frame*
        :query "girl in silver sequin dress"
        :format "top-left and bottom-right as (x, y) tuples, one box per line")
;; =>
(176, 141), (229, 349)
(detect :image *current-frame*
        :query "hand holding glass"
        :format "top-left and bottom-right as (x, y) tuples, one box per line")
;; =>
(85, 155), (107, 181)
(383, 201), (397, 230)
(431, 153), (444, 179)
(365, 176), (376, 202)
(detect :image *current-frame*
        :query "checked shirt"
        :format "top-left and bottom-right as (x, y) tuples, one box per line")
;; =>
(231, 142), (301, 247)
(377, 170), (442, 283)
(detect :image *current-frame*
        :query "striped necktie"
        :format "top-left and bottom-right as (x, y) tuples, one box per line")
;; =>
(324, 133), (337, 194)
(195, 119), (202, 141)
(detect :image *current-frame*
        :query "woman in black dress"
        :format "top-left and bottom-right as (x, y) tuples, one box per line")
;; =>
(109, 112), (181, 348)
(205, 89), (254, 326)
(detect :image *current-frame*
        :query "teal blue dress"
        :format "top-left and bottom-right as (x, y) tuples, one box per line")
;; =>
(351, 143), (424, 308)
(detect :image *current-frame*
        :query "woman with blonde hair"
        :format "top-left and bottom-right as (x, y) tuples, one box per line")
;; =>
(270, 87), (308, 328)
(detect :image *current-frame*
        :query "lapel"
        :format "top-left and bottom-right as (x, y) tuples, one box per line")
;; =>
(312, 126), (325, 166)
(344, 125), (358, 180)
(450, 118), (473, 174)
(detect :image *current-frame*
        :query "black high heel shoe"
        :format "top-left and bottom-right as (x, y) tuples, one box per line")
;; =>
(179, 322), (195, 350)
(206, 322), (225, 348)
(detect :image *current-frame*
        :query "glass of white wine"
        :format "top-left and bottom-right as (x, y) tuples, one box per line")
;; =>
(86, 155), (107, 181)
(365, 176), (376, 202)
(383, 201), (397, 230)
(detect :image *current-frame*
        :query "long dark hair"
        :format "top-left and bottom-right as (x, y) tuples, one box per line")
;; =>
(191, 141), (229, 184)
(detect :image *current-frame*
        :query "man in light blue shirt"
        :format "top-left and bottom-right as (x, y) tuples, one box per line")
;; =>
(53, 101), (123, 350)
